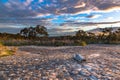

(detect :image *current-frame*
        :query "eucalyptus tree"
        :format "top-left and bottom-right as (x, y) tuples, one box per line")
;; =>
(20, 25), (48, 38)
(20, 28), (29, 37)
(35, 25), (48, 36)
(101, 28), (113, 42)
(76, 30), (88, 40)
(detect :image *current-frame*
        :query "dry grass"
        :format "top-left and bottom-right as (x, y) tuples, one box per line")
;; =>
(0, 42), (17, 57)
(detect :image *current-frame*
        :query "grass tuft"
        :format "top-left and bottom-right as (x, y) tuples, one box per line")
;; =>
(0, 42), (17, 57)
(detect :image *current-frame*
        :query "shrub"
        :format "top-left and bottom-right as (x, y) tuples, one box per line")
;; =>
(0, 41), (4, 46)
(80, 41), (87, 46)
(74, 40), (87, 46)
(54, 41), (66, 46)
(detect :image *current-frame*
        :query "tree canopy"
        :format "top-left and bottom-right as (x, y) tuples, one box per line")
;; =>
(20, 25), (48, 38)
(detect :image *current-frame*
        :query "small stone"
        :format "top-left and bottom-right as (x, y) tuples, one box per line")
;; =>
(83, 65), (92, 72)
(38, 73), (41, 77)
(70, 70), (78, 75)
(79, 71), (87, 76)
(0, 75), (6, 80)
(79, 68), (91, 76)
(9, 73), (16, 76)
(35, 59), (39, 61)
(89, 75), (98, 80)
(48, 78), (53, 80)
(42, 76), (48, 79)
(54, 78), (59, 80)
(50, 72), (57, 78)
(66, 77), (73, 80)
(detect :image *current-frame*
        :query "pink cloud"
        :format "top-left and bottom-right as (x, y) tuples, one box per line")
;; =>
(39, 0), (43, 3)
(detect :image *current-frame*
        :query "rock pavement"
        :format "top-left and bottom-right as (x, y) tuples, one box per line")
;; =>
(0, 44), (120, 80)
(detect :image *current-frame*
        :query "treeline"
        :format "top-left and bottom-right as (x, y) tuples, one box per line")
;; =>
(0, 25), (120, 46)
(75, 28), (120, 44)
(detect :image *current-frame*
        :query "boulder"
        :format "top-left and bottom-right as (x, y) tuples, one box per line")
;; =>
(73, 54), (86, 62)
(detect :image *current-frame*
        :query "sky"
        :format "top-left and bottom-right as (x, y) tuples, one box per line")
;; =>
(0, 0), (120, 36)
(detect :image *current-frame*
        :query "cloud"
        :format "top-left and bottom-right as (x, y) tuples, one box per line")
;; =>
(0, 27), (21, 34)
(39, 0), (44, 3)
(55, 0), (120, 14)
(0, 0), (120, 18)
(0, 0), (120, 34)
(106, 17), (114, 20)
(74, 2), (86, 8)
(96, 2), (120, 10)
(0, 2), (37, 18)
(48, 28), (76, 36)
(48, 28), (74, 33)
(0, 23), (25, 33)
(86, 14), (102, 19)
(61, 21), (120, 27)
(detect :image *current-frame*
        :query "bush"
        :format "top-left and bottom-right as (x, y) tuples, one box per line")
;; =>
(74, 40), (87, 46)
(80, 41), (87, 46)
(0, 41), (4, 46)
(54, 41), (66, 46)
